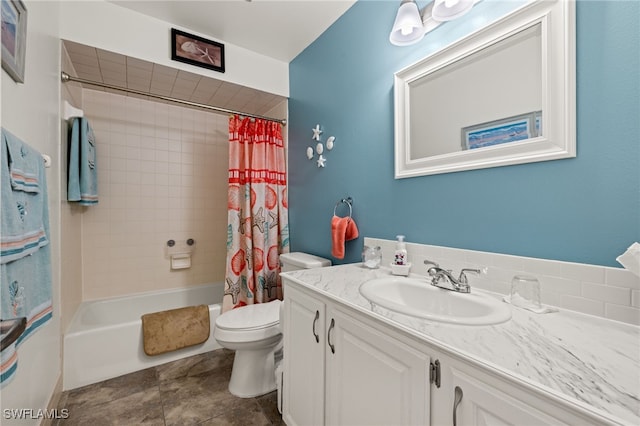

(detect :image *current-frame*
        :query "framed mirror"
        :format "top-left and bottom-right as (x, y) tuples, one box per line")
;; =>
(394, 0), (575, 178)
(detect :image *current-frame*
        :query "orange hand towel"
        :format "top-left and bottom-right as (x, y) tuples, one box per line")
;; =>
(345, 217), (358, 241)
(331, 215), (359, 259)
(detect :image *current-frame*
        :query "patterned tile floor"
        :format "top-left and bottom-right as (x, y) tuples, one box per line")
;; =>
(54, 349), (284, 426)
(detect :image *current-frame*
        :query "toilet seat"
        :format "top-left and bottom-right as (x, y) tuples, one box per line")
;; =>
(214, 300), (282, 343)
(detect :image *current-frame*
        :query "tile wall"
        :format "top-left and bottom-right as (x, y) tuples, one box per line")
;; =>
(81, 89), (232, 300)
(367, 237), (640, 326)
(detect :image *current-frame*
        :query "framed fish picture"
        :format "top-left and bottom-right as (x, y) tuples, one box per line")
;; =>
(171, 28), (225, 74)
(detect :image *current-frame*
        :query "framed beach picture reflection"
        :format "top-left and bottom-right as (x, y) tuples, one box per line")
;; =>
(462, 111), (542, 150)
(1, 0), (27, 83)
(171, 28), (225, 73)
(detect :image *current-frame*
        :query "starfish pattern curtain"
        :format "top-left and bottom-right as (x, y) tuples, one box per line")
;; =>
(223, 115), (289, 313)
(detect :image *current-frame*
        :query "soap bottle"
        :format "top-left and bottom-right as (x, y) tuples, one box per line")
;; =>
(394, 235), (407, 266)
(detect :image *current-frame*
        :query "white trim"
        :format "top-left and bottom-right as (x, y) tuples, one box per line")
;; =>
(394, 0), (576, 178)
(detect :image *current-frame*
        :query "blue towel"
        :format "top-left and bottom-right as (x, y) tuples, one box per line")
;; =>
(1, 244), (53, 337)
(0, 129), (52, 388)
(1, 129), (49, 263)
(3, 128), (40, 194)
(0, 245), (53, 388)
(67, 117), (98, 205)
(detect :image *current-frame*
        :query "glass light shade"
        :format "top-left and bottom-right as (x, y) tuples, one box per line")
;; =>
(389, 1), (425, 46)
(432, 0), (475, 22)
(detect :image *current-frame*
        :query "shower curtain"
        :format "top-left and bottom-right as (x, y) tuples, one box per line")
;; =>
(223, 115), (289, 312)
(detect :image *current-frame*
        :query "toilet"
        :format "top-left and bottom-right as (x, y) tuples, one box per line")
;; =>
(213, 252), (331, 398)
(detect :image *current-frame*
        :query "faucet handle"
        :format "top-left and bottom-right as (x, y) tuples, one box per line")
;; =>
(458, 267), (487, 283)
(424, 259), (439, 276)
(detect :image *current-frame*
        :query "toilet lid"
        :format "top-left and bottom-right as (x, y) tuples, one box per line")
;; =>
(216, 300), (282, 331)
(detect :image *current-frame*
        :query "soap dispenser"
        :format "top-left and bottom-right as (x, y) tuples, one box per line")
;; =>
(394, 235), (407, 266)
(391, 235), (411, 276)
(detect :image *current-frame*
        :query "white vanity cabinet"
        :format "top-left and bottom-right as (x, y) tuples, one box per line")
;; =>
(283, 283), (432, 426)
(281, 264), (637, 426)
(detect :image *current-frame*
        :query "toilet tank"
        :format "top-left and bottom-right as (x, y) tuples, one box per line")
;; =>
(280, 252), (331, 272)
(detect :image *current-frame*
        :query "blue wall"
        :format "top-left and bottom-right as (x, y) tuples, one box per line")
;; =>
(288, 0), (639, 267)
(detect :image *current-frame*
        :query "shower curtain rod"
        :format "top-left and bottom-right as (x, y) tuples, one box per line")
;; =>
(60, 72), (287, 126)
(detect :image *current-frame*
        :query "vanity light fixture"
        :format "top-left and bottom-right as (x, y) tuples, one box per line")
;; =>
(389, 0), (478, 46)
(432, 0), (475, 21)
(389, 0), (425, 46)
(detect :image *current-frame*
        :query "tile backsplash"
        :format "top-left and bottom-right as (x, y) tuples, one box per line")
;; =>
(366, 237), (640, 326)
(80, 89), (231, 300)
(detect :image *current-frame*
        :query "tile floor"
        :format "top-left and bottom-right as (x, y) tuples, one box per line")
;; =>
(54, 349), (284, 426)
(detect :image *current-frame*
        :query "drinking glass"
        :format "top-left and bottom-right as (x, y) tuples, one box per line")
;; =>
(362, 246), (382, 269)
(510, 275), (541, 309)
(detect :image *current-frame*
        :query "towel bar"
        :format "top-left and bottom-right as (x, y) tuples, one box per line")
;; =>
(334, 197), (353, 218)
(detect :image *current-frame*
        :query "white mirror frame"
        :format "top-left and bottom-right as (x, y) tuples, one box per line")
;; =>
(394, 0), (575, 178)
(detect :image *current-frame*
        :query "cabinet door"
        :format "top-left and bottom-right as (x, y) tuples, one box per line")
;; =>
(283, 285), (326, 426)
(451, 370), (557, 425)
(449, 368), (596, 426)
(325, 307), (431, 426)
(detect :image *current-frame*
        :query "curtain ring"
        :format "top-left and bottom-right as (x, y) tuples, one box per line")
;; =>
(333, 198), (353, 218)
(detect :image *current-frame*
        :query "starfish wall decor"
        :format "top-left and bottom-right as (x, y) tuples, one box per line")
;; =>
(307, 123), (337, 168)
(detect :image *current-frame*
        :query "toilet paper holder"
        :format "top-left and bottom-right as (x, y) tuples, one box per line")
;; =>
(166, 239), (196, 270)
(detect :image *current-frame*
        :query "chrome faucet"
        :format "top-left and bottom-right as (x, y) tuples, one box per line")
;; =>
(423, 260), (482, 293)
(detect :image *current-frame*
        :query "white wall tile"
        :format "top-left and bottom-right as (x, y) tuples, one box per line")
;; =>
(605, 304), (640, 326)
(540, 276), (581, 296)
(562, 261), (606, 283)
(582, 282), (631, 305)
(82, 90), (229, 300)
(561, 295), (605, 317)
(605, 267), (640, 290)
(521, 257), (564, 277)
(492, 253), (524, 270)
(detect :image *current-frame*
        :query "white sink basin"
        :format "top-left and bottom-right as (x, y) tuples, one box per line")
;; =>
(359, 276), (511, 325)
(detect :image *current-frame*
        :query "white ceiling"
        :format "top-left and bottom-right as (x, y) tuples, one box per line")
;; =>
(109, 0), (357, 63)
(63, 1), (356, 120)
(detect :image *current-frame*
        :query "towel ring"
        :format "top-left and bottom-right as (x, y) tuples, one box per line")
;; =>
(333, 197), (353, 218)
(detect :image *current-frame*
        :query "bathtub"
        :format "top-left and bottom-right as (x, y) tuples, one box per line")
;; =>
(63, 283), (224, 390)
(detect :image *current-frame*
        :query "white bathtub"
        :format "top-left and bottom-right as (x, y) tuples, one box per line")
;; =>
(63, 283), (224, 390)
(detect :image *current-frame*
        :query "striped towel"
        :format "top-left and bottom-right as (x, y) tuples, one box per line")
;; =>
(1, 129), (49, 263)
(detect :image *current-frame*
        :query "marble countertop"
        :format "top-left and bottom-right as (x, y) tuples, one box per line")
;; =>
(281, 263), (640, 426)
